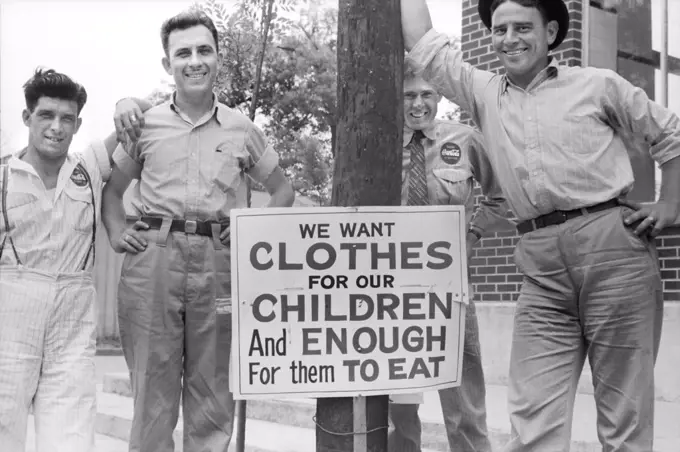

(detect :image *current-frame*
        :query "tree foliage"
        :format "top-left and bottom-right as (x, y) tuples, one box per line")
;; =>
(198, 0), (299, 116)
(145, 82), (174, 107)
(442, 106), (461, 122)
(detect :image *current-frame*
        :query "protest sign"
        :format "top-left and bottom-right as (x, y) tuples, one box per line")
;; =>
(229, 206), (468, 399)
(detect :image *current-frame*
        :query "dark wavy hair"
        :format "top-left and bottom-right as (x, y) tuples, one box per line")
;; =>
(161, 10), (220, 56)
(23, 68), (87, 114)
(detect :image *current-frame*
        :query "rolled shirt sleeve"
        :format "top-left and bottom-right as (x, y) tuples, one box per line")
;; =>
(603, 70), (680, 166)
(244, 124), (279, 184)
(112, 140), (143, 180)
(406, 28), (494, 125)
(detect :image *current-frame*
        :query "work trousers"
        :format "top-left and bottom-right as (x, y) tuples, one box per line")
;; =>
(0, 267), (97, 452)
(118, 225), (234, 452)
(504, 206), (663, 452)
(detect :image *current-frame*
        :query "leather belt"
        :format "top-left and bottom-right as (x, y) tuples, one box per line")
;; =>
(517, 199), (620, 234)
(141, 216), (229, 237)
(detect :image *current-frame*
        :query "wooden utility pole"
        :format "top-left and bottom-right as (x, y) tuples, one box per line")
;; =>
(315, 0), (403, 451)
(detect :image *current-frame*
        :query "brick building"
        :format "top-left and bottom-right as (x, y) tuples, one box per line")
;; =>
(459, 0), (680, 302)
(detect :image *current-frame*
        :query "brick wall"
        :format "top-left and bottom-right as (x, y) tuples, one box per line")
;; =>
(658, 234), (680, 301)
(459, 0), (680, 302)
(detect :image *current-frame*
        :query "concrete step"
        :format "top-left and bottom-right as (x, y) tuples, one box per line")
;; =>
(102, 373), (468, 451)
(97, 391), (442, 452)
(101, 373), (680, 452)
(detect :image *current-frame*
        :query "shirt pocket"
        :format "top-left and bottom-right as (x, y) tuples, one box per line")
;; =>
(432, 167), (471, 205)
(62, 185), (95, 235)
(211, 144), (243, 193)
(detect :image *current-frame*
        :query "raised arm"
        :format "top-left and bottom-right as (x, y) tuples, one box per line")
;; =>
(103, 97), (154, 164)
(81, 97), (153, 185)
(402, 1), (494, 124)
(401, 0), (434, 51)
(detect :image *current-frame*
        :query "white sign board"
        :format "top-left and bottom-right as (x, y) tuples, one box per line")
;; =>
(229, 206), (468, 399)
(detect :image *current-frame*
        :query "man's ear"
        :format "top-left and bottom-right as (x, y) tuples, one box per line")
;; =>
(162, 56), (172, 75)
(546, 19), (558, 47)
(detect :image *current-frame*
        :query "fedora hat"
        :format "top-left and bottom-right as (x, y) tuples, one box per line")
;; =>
(477, 0), (570, 50)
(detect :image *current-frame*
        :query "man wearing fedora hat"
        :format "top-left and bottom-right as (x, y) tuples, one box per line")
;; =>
(399, 0), (680, 451)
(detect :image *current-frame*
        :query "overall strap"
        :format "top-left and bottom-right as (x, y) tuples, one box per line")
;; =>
(0, 164), (21, 264)
(77, 162), (97, 270)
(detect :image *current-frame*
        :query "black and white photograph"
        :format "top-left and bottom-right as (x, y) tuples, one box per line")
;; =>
(0, 0), (678, 451)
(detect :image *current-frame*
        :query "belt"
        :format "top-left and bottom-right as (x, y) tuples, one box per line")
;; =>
(141, 216), (229, 237)
(517, 199), (620, 234)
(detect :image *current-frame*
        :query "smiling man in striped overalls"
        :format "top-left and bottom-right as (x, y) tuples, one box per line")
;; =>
(0, 68), (148, 452)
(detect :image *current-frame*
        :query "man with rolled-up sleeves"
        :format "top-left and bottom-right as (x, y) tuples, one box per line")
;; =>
(400, 0), (680, 450)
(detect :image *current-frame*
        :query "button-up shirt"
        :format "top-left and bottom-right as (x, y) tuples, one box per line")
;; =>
(113, 95), (279, 221)
(0, 141), (110, 273)
(402, 119), (508, 236)
(407, 29), (680, 222)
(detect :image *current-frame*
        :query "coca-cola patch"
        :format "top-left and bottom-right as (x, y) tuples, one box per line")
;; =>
(70, 165), (88, 187)
(440, 142), (461, 165)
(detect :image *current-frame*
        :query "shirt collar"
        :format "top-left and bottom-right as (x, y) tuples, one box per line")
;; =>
(169, 91), (222, 124)
(6, 147), (77, 180)
(214, 102), (232, 125)
(501, 57), (560, 93)
(5, 148), (32, 172)
(403, 121), (438, 147)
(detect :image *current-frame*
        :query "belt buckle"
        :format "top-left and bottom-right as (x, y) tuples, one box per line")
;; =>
(185, 220), (198, 234)
(555, 211), (568, 225)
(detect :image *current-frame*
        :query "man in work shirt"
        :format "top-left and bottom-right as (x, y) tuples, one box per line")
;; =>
(400, 0), (680, 450)
(388, 60), (508, 452)
(0, 68), (149, 452)
(101, 10), (295, 452)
